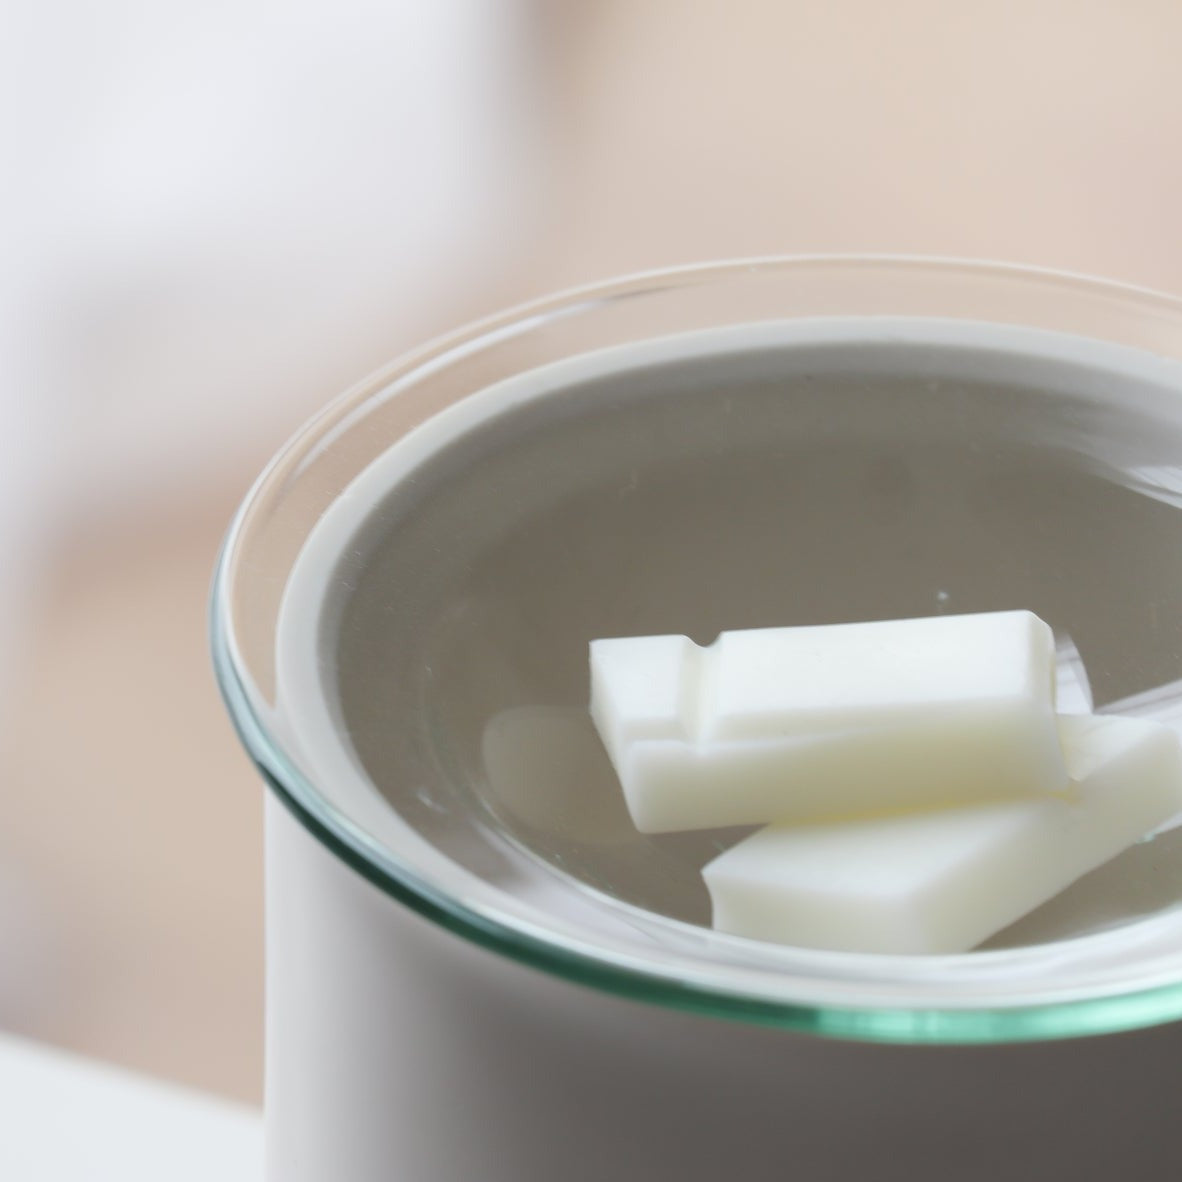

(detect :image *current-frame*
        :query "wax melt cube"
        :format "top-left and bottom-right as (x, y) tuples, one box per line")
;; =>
(701, 715), (1182, 955)
(590, 611), (1067, 832)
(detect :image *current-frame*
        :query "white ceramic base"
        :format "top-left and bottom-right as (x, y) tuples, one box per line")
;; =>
(265, 795), (1182, 1181)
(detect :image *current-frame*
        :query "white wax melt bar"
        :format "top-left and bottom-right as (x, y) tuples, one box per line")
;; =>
(590, 611), (1067, 832)
(702, 715), (1182, 955)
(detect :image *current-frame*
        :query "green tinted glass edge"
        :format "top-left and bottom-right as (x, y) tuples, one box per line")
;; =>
(211, 539), (1182, 1045)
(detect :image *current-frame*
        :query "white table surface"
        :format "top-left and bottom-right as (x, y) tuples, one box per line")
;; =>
(0, 1033), (262, 1180)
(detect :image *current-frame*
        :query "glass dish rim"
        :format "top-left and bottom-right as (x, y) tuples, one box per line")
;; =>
(211, 253), (1182, 1044)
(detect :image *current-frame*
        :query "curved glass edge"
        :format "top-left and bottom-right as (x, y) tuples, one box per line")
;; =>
(211, 536), (1182, 1044)
(219, 254), (1182, 559)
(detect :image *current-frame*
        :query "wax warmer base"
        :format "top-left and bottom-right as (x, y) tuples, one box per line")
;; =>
(266, 797), (1182, 1182)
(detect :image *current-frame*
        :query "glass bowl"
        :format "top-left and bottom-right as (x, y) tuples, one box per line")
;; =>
(212, 256), (1182, 1042)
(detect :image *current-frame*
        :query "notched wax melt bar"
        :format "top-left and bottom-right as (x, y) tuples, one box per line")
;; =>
(701, 715), (1182, 955)
(590, 611), (1067, 833)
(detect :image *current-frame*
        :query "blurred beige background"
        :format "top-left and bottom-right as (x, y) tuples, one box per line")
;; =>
(5, 1), (1182, 1105)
